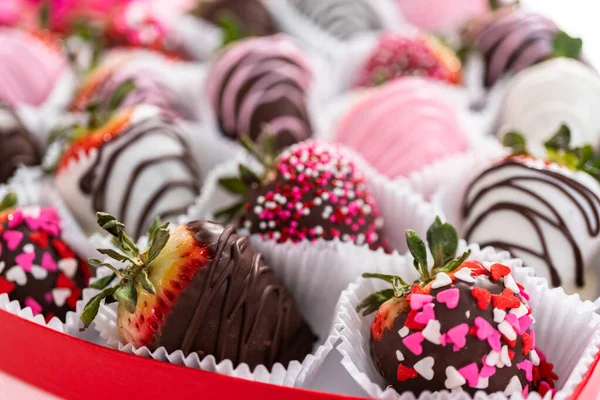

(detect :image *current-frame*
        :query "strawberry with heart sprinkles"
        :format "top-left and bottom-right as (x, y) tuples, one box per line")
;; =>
(0, 193), (90, 322)
(356, 217), (556, 396)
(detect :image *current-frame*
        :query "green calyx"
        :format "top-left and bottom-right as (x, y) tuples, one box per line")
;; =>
(502, 124), (600, 183)
(218, 12), (245, 48)
(0, 192), (17, 213)
(80, 212), (170, 330)
(356, 217), (470, 316)
(215, 126), (279, 222)
(553, 30), (583, 59)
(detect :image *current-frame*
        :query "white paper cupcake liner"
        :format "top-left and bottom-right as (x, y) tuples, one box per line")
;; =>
(334, 241), (600, 399)
(168, 13), (224, 61)
(87, 231), (338, 387)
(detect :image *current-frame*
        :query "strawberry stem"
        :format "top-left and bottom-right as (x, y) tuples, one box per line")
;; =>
(0, 192), (17, 213)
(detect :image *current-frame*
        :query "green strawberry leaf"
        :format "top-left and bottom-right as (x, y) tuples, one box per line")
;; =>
(147, 226), (170, 264)
(96, 212), (139, 256)
(362, 273), (408, 287)
(426, 217), (459, 270)
(107, 79), (136, 114)
(114, 280), (137, 314)
(80, 286), (117, 330)
(96, 248), (135, 264)
(239, 164), (261, 185)
(214, 201), (245, 222)
(88, 258), (122, 277)
(218, 177), (248, 195)
(355, 288), (395, 316)
(239, 135), (270, 167)
(406, 230), (429, 279)
(0, 192), (17, 213)
(138, 269), (156, 295)
(443, 250), (472, 273)
(502, 131), (527, 155)
(553, 31), (583, 59)
(90, 273), (117, 290)
(544, 124), (571, 151)
(218, 12), (244, 47)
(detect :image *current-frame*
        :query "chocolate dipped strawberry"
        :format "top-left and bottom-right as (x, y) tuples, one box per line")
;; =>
(81, 213), (315, 369)
(52, 96), (201, 239)
(217, 137), (387, 249)
(0, 193), (90, 322)
(355, 33), (461, 88)
(357, 218), (549, 396)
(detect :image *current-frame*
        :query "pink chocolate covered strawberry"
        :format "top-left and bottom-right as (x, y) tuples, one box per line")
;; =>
(357, 218), (553, 396)
(81, 212), (315, 369)
(0, 193), (90, 322)
(218, 137), (387, 249)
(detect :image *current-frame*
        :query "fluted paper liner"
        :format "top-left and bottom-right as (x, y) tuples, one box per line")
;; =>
(334, 242), (600, 399)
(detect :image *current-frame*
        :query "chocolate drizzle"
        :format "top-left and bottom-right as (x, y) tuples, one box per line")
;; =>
(0, 107), (40, 183)
(195, 0), (277, 38)
(156, 221), (315, 368)
(78, 116), (201, 238)
(462, 160), (600, 287)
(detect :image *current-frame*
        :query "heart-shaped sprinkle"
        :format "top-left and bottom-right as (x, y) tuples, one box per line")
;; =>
(491, 292), (520, 310)
(493, 308), (506, 323)
(3, 230), (23, 251)
(30, 265), (48, 280)
(522, 385), (529, 397)
(410, 294), (433, 310)
(446, 323), (469, 351)
(58, 258), (78, 278)
(454, 267), (475, 283)
(490, 263), (511, 281)
(500, 345), (512, 367)
(0, 261), (5, 274)
(398, 326), (410, 338)
(503, 273), (519, 293)
(22, 206), (41, 218)
(56, 273), (76, 289)
(518, 315), (534, 334)
(474, 316), (496, 340)
(475, 377), (489, 389)
(480, 356), (496, 378)
(498, 320), (517, 341)
(396, 350), (404, 362)
(41, 252), (57, 271)
(519, 289), (531, 301)
(422, 320), (441, 344)
(66, 288), (81, 309)
(522, 332), (532, 356)
(530, 350), (540, 366)
(24, 297), (42, 315)
(471, 287), (491, 310)
(486, 350), (499, 366)
(444, 366), (466, 389)
(402, 332), (425, 356)
(7, 210), (23, 228)
(405, 310), (426, 330)
(510, 303), (529, 318)
(436, 288), (459, 309)
(488, 330), (502, 352)
(15, 252), (35, 272)
(465, 310), (470, 318)
(504, 376), (523, 395)
(505, 314), (520, 331)
(431, 272), (452, 289)
(414, 357), (435, 380)
(6, 266), (27, 286)
(29, 231), (49, 249)
(414, 303), (435, 325)
(397, 364), (418, 381)
(22, 244), (35, 253)
(0, 277), (16, 294)
(44, 292), (53, 303)
(52, 288), (71, 307)
(458, 363), (479, 387)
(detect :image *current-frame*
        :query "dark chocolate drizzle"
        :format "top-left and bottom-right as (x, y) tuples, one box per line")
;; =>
(79, 117), (201, 238)
(155, 221), (315, 369)
(462, 160), (600, 287)
(0, 106), (40, 183)
(196, 0), (278, 38)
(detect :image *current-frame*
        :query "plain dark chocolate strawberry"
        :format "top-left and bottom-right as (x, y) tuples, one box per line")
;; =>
(81, 213), (316, 369)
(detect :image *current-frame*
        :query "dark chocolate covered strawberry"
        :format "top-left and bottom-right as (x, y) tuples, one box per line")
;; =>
(81, 213), (315, 369)
(0, 193), (91, 322)
(357, 218), (549, 396)
(218, 137), (387, 249)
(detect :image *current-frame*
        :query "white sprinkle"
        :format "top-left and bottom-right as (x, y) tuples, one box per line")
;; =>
(259, 222), (267, 230)
(23, 244), (35, 253)
(268, 221), (276, 229)
(504, 273), (519, 293)
(273, 232), (281, 240)
(493, 308), (507, 323)
(486, 350), (499, 366)
(530, 350), (540, 366)
(253, 206), (263, 215)
(342, 234), (350, 242)
(465, 310), (471, 318)
(398, 326), (409, 338)
(243, 220), (252, 229)
(303, 208), (310, 216)
(504, 376), (522, 396)
(498, 320), (517, 341)
(509, 303), (528, 318)
(296, 164), (305, 172)
(314, 198), (322, 206)
(265, 201), (276, 209)
(321, 192), (330, 200)
(431, 272), (452, 289)
(482, 261), (493, 271)
(500, 345), (512, 367)
(256, 196), (265, 204)
(444, 366), (466, 389)
(52, 288), (71, 307)
(334, 188), (344, 196)
(414, 357), (434, 381)
(396, 350), (404, 362)
(363, 204), (372, 214)
(314, 226), (324, 235)
(454, 268), (475, 283)
(340, 206), (348, 215)
(295, 202), (303, 210)
(422, 320), (441, 345)
(475, 377), (489, 389)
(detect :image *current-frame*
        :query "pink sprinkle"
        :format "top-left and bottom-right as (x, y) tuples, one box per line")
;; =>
(414, 303), (435, 325)
(522, 385), (529, 397)
(488, 330), (502, 352)
(539, 381), (551, 394)
(41, 252), (57, 272)
(458, 363), (479, 387)
(440, 333), (448, 346)
(436, 288), (460, 309)
(25, 216), (42, 231)
(474, 316), (496, 340)
(480, 356), (496, 378)
(446, 323), (469, 351)
(15, 252), (35, 272)
(531, 329), (536, 348)
(44, 292), (53, 303)
(25, 297), (42, 315)
(410, 294), (433, 310)
(402, 332), (424, 356)
(3, 230), (24, 251)
(518, 315), (534, 334)
(8, 210), (23, 228)
(505, 314), (520, 332)
(517, 360), (533, 382)
(519, 290), (531, 301)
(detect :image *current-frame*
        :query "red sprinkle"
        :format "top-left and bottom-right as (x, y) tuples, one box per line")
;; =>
(490, 263), (511, 281)
(522, 332), (532, 355)
(397, 364), (419, 381)
(471, 287), (491, 310)
(405, 310), (426, 330)
(0, 277), (16, 294)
